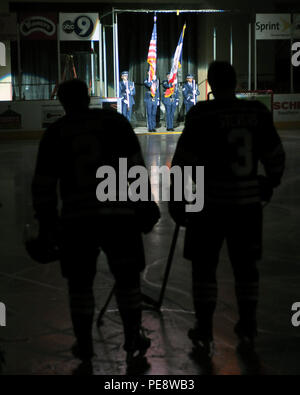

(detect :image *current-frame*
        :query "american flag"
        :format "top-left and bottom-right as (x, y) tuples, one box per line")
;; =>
(165, 23), (186, 98)
(147, 15), (157, 97)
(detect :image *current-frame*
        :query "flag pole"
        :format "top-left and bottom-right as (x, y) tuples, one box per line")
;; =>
(148, 12), (157, 83)
(165, 22), (186, 98)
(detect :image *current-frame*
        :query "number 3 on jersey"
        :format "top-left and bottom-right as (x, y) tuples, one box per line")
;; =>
(227, 128), (253, 177)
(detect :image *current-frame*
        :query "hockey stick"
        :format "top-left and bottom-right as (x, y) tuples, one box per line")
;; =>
(156, 223), (180, 309)
(96, 284), (116, 327)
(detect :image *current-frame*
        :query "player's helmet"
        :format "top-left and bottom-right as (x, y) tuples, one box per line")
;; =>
(24, 223), (60, 264)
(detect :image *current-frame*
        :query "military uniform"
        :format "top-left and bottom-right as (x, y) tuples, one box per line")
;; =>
(182, 74), (200, 114)
(162, 78), (179, 131)
(171, 98), (285, 343)
(119, 71), (135, 121)
(144, 78), (160, 132)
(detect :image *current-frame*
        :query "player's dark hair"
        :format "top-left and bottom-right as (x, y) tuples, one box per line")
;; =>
(208, 61), (237, 91)
(57, 79), (90, 111)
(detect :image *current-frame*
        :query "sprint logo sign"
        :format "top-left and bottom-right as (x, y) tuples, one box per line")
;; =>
(256, 14), (291, 40)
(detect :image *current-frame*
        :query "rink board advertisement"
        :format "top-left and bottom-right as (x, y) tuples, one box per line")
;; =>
(0, 96), (299, 131)
(0, 97), (102, 131)
(273, 94), (300, 128)
(42, 104), (64, 128)
(0, 101), (49, 129)
(59, 13), (100, 41)
(0, 106), (22, 129)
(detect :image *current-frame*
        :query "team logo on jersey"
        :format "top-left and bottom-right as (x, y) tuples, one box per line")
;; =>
(20, 16), (56, 37)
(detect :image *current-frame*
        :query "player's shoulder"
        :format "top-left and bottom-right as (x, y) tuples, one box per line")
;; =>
(192, 97), (270, 112)
(50, 114), (68, 127)
(59, 108), (129, 128)
(234, 96), (269, 111)
(88, 107), (107, 118)
(88, 107), (116, 117)
(89, 108), (131, 124)
(43, 115), (67, 137)
(88, 109), (137, 143)
(235, 98), (274, 121)
(187, 100), (212, 116)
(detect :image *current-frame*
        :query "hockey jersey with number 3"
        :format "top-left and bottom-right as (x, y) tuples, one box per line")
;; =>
(172, 98), (285, 206)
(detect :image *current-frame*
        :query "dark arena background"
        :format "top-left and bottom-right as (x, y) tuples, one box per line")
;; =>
(0, 0), (300, 378)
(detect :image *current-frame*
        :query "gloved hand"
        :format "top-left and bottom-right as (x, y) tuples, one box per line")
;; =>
(24, 220), (61, 264)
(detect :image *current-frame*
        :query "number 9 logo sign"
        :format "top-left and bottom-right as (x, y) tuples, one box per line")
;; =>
(74, 16), (94, 38)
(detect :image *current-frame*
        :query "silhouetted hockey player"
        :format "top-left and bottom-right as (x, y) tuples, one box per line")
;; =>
(31, 79), (160, 367)
(170, 61), (285, 357)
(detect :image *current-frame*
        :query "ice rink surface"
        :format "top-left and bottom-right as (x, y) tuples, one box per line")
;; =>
(0, 130), (299, 375)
